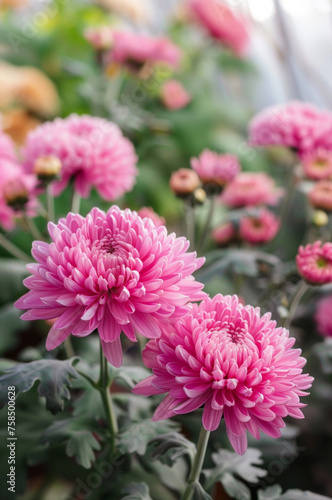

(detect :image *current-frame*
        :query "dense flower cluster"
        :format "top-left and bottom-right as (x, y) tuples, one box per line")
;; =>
(134, 294), (313, 454)
(15, 206), (206, 366)
(296, 241), (332, 285)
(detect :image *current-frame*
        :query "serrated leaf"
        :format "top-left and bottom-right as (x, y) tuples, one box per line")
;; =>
(147, 431), (196, 467)
(0, 357), (79, 414)
(119, 419), (180, 456)
(121, 482), (153, 500)
(41, 416), (102, 469)
(221, 472), (251, 500)
(193, 482), (213, 500)
(258, 487), (331, 500)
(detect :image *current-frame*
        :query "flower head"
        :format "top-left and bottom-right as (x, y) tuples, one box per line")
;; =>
(315, 295), (332, 338)
(160, 80), (191, 110)
(134, 294), (313, 455)
(220, 172), (283, 208)
(170, 168), (201, 197)
(0, 130), (16, 161)
(188, 0), (249, 56)
(309, 181), (332, 212)
(212, 222), (237, 247)
(137, 207), (166, 228)
(191, 150), (240, 192)
(301, 149), (332, 181)
(15, 206), (206, 367)
(239, 209), (280, 245)
(22, 114), (137, 200)
(249, 102), (332, 155)
(296, 241), (332, 285)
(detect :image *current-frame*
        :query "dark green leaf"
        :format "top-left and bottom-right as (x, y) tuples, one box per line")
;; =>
(42, 416), (102, 469)
(119, 419), (180, 455)
(121, 482), (153, 500)
(147, 431), (196, 467)
(0, 357), (79, 414)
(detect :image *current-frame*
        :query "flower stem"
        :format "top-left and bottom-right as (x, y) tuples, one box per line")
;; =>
(184, 202), (196, 250)
(46, 184), (55, 223)
(0, 233), (31, 262)
(23, 214), (44, 241)
(181, 426), (210, 500)
(98, 343), (118, 451)
(198, 196), (216, 255)
(279, 170), (297, 228)
(63, 337), (75, 359)
(283, 280), (309, 330)
(71, 189), (81, 214)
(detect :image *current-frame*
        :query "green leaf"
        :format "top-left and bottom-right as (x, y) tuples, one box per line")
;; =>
(147, 431), (196, 467)
(0, 357), (79, 414)
(111, 364), (152, 389)
(121, 482), (153, 500)
(119, 419), (180, 456)
(221, 472), (251, 500)
(193, 482), (213, 500)
(41, 416), (102, 469)
(258, 486), (331, 500)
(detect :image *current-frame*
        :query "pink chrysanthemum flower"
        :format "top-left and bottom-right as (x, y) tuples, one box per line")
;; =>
(315, 295), (332, 338)
(107, 30), (182, 70)
(309, 181), (332, 212)
(188, 0), (249, 57)
(249, 102), (332, 155)
(0, 130), (16, 161)
(133, 294), (313, 455)
(296, 241), (332, 285)
(301, 149), (332, 181)
(212, 222), (237, 247)
(239, 209), (280, 245)
(191, 150), (240, 190)
(0, 158), (37, 230)
(15, 206), (206, 367)
(220, 172), (283, 208)
(137, 207), (166, 228)
(160, 80), (191, 110)
(22, 114), (137, 200)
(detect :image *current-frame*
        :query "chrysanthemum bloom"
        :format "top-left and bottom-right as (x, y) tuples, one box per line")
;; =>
(137, 207), (166, 228)
(191, 150), (240, 193)
(212, 222), (237, 247)
(160, 80), (191, 110)
(308, 181), (332, 212)
(133, 294), (313, 455)
(0, 129), (17, 161)
(0, 159), (37, 230)
(188, 0), (249, 57)
(170, 168), (201, 197)
(107, 31), (182, 72)
(15, 206), (206, 367)
(301, 149), (332, 181)
(296, 241), (332, 285)
(220, 172), (283, 208)
(239, 209), (280, 245)
(249, 102), (332, 155)
(315, 295), (332, 337)
(22, 114), (137, 200)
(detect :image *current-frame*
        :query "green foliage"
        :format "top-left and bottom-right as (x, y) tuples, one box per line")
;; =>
(119, 420), (180, 456)
(147, 432), (197, 467)
(121, 482), (154, 500)
(258, 486), (332, 500)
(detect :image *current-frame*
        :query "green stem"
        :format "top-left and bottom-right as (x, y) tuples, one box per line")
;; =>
(46, 184), (55, 223)
(0, 233), (31, 262)
(98, 343), (118, 451)
(279, 169), (297, 228)
(184, 202), (196, 250)
(63, 337), (75, 359)
(71, 189), (81, 214)
(181, 426), (210, 500)
(198, 196), (216, 255)
(23, 214), (44, 241)
(283, 280), (309, 330)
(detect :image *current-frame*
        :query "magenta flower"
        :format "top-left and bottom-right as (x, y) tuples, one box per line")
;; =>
(191, 150), (240, 189)
(108, 30), (182, 70)
(239, 209), (280, 245)
(137, 207), (166, 228)
(220, 172), (283, 208)
(160, 80), (191, 110)
(301, 149), (332, 181)
(212, 222), (237, 247)
(133, 294), (313, 455)
(188, 0), (249, 57)
(22, 114), (137, 201)
(15, 206), (206, 367)
(249, 102), (332, 155)
(309, 181), (332, 212)
(296, 241), (332, 285)
(0, 130), (16, 161)
(315, 295), (332, 337)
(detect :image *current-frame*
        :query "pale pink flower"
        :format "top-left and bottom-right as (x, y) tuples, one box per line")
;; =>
(137, 207), (165, 228)
(0, 130), (16, 161)
(315, 295), (332, 338)
(22, 114), (137, 200)
(220, 172), (283, 208)
(108, 30), (182, 70)
(84, 26), (114, 51)
(191, 150), (240, 189)
(301, 149), (332, 181)
(0, 158), (37, 230)
(309, 181), (332, 212)
(212, 222), (237, 246)
(15, 206), (206, 367)
(170, 168), (201, 196)
(296, 241), (332, 285)
(239, 209), (280, 245)
(160, 80), (191, 110)
(188, 0), (249, 57)
(249, 102), (332, 155)
(133, 294), (313, 455)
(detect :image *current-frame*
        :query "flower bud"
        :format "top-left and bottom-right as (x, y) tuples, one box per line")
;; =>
(312, 210), (329, 227)
(169, 168), (200, 197)
(34, 155), (61, 184)
(3, 178), (29, 211)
